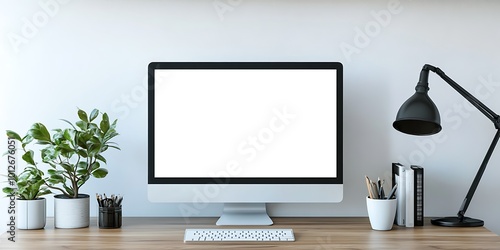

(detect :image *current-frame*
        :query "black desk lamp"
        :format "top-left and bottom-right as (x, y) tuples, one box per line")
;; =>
(393, 64), (500, 227)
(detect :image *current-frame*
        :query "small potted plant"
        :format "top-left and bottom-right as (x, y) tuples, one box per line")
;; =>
(2, 166), (51, 229)
(7, 108), (119, 228)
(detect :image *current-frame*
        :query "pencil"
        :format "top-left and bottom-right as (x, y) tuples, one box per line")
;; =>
(371, 181), (379, 199)
(365, 176), (375, 199)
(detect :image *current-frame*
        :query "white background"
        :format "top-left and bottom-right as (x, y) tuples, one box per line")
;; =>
(2, 0), (500, 235)
(155, 69), (337, 178)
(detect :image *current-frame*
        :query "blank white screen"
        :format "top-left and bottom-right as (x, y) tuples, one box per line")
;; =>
(155, 69), (337, 178)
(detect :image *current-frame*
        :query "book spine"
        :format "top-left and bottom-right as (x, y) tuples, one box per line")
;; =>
(405, 166), (414, 227)
(392, 163), (399, 225)
(392, 163), (406, 226)
(411, 165), (424, 226)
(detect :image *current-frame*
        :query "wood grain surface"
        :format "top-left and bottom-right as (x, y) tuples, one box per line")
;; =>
(1, 217), (499, 249)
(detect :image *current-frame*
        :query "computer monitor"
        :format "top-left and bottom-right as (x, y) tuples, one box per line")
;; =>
(148, 62), (343, 225)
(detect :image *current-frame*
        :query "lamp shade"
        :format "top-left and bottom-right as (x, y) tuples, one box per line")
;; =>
(393, 91), (442, 135)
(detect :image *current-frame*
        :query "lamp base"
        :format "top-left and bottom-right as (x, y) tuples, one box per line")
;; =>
(431, 216), (484, 227)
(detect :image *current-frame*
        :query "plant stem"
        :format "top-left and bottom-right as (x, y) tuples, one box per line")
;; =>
(45, 182), (69, 197)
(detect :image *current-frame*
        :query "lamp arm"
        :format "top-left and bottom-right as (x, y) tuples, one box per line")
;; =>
(457, 129), (500, 220)
(421, 64), (500, 222)
(422, 64), (500, 128)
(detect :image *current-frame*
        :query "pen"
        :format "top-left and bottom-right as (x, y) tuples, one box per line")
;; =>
(386, 183), (398, 200)
(378, 178), (385, 198)
(97, 193), (123, 208)
(96, 193), (102, 207)
(116, 195), (123, 207)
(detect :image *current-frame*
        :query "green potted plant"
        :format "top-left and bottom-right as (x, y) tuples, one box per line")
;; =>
(2, 166), (51, 229)
(7, 108), (119, 228)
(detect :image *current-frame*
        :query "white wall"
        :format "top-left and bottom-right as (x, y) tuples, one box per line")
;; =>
(2, 0), (500, 235)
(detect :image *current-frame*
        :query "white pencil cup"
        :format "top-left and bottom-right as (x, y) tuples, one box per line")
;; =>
(366, 196), (397, 230)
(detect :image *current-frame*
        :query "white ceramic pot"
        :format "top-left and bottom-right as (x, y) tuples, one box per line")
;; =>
(54, 194), (90, 229)
(17, 198), (46, 230)
(366, 196), (397, 231)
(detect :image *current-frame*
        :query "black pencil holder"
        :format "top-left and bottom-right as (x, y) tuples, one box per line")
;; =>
(98, 207), (122, 229)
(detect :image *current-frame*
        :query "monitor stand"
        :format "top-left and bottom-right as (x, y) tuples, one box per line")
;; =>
(216, 203), (273, 226)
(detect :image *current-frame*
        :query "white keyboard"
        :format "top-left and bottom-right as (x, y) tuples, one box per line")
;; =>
(184, 228), (295, 242)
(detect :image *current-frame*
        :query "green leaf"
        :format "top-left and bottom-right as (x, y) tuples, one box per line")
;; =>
(29, 123), (51, 142)
(77, 149), (88, 158)
(77, 161), (88, 169)
(78, 175), (90, 187)
(48, 174), (64, 184)
(96, 154), (107, 163)
(52, 129), (64, 144)
(78, 109), (88, 122)
(30, 166), (44, 176)
(16, 179), (27, 187)
(103, 130), (119, 143)
(21, 135), (34, 148)
(6, 130), (22, 141)
(37, 188), (51, 197)
(79, 131), (93, 142)
(41, 146), (58, 163)
(2, 187), (15, 195)
(87, 138), (102, 156)
(77, 169), (88, 175)
(63, 129), (73, 141)
(60, 163), (74, 173)
(47, 169), (64, 175)
(88, 123), (98, 130)
(25, 180), (44, 199)
(91, 161), (100, 171)
(100, 113), (110, 134)
(76, 120), (87, 130)
(107, 145), (121, 151)
(91, 168), (108, 178)
(63, 184), (74, 197)
(76, 131), (93, 150)
(56, 142), (75, 157)
(22, 150), (36, 165)
(89, 109), (99, 122)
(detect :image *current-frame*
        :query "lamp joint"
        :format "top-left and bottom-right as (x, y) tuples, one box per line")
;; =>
(494, 116), (500, 130)
(423, 64), (438, 72)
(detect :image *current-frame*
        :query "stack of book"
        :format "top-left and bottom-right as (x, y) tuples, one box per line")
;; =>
(391, 163), (424, 227)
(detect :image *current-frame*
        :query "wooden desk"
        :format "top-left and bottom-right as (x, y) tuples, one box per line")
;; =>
(1, 217), (499, 249)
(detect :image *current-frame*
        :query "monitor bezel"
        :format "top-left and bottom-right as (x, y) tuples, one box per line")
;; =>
(148, 62), (343, 185)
